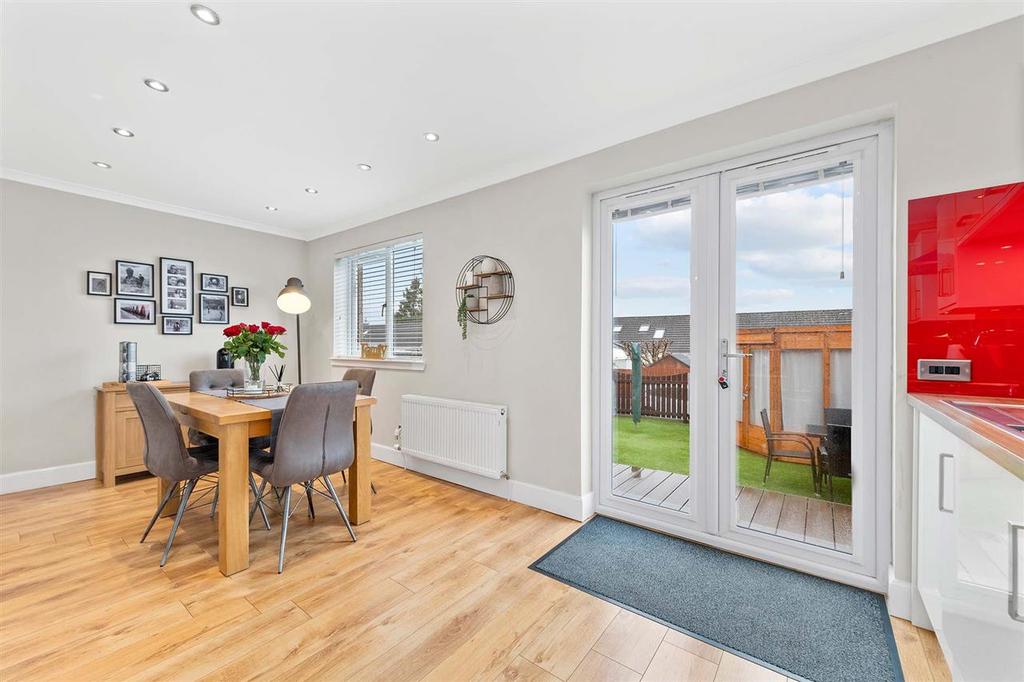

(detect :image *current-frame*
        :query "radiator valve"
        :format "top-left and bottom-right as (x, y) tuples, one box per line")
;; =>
(394, 425), (402, 451)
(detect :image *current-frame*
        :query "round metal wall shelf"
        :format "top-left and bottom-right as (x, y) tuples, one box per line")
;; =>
(455, 255), (515, 325)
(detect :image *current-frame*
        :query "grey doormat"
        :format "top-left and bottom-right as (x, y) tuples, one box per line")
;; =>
(530, 516), (902, 682)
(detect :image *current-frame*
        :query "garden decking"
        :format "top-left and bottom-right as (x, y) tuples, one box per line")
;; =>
(611, 464), (852, 554)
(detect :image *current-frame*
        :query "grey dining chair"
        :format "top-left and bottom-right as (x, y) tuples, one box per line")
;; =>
(128, 382), (269, 567)
(760, 408), (819, 495)
(341, 368), (377, 495)
(248, 381), (359, 573)
(819, 407), (852, 501)
(189, 368), (274, 517)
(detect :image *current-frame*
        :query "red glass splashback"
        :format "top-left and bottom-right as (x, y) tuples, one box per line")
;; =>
(908, 182), (1024, 397)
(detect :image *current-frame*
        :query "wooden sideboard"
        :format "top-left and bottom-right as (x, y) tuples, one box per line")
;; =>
(95, 380), (190, 487)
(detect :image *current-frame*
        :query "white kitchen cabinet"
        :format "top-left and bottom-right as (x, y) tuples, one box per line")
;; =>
(916, 414), (1024, 682)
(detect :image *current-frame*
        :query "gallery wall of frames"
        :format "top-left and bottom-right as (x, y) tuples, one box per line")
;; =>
(86, 257), (250, 336)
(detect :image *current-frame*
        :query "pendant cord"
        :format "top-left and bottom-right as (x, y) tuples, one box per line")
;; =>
(839, 180), (847, 280)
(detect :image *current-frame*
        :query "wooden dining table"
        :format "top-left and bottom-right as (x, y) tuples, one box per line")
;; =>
(162, 390), (377, 576)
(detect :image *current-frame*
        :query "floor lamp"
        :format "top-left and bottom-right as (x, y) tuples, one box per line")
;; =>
(276, 277), (311, 384)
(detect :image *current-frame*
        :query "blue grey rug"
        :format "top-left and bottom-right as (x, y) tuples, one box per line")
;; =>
(530, 516), (902, 682)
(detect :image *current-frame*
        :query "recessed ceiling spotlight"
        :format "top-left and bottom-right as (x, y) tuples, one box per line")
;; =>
(265, 205), (278, 212)
(357, 163), (372, 171)
(423, 132), (440, 142)
(144, 78), (170, 93)
(92, 161), (112, 169)
(112, 127), (135, 138)
(304, 187), (319, 194)
(190, 4), (221, 25)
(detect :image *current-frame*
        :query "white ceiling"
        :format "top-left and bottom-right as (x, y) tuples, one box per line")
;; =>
(2, 2), (1019, 241)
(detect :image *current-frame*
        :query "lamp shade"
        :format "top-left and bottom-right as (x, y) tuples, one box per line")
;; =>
(277, 277), (311, 314)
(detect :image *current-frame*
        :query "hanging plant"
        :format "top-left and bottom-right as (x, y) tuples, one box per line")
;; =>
(457, 293), (469, 340)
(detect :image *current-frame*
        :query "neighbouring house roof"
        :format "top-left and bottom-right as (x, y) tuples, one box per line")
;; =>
(613, 309), (852, 354)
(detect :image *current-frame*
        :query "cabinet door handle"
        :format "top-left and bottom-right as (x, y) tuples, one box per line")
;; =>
(1011, 522), (1024, 622)
(938, 452), (954, 513)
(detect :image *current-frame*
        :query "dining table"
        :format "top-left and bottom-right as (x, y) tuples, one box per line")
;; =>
(162, 390), (377, 576)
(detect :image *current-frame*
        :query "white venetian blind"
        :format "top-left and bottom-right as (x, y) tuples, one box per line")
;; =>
(333, 235), (424, 360)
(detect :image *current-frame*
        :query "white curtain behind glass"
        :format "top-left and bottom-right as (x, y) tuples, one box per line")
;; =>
(749, 350), (770, 424)
(830, 349), (852, 409)
(781, 350), (823, 432)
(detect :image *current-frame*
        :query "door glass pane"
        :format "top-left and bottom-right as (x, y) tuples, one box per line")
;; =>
(611, 195), (693, 513)
(732, 160), (854, 554)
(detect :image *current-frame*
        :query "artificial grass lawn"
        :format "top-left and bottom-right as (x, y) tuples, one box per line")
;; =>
(613, 416), (852, 505)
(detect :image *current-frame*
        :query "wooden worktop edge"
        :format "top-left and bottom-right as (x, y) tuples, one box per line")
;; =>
(909, 393), (1024, 480)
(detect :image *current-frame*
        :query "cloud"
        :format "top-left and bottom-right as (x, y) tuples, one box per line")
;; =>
(616, 275), (690, 299)
(737, 287), (795, 308)
(618, 210), (692, 251)
(736, 184), (853, 251)
(740, 247), (853, 280)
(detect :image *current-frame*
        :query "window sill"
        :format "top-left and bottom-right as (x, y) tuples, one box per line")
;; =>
(330, 357), (426, 372)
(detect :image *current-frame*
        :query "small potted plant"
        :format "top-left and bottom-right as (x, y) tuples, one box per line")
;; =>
(222, 322), (288, 391)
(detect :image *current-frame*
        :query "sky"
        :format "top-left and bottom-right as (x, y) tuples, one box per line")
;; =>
(613, 177), (854, 317)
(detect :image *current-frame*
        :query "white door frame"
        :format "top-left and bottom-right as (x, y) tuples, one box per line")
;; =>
(590, 122), (893, 593)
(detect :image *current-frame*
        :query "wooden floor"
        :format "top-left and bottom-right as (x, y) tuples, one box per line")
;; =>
(612, 466), (853, 554)
(0, 460), (948, 681)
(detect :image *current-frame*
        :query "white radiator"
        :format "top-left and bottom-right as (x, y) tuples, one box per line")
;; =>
(400, 395), (508, 479)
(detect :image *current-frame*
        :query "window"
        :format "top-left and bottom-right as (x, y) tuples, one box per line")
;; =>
(613, 325), (622, 332)
(334, 235), (423, 361)
(781, 350), (823, 432)
(638, 324), (650, 332)
(653, 329), (665, 339)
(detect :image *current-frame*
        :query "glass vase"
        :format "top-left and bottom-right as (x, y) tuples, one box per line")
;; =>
(245, 360), (263, 392)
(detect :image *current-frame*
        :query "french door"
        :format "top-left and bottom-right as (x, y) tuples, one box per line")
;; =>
(593, 126), (892, 590)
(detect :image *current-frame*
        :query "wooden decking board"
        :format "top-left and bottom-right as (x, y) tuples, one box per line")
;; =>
(610, 468), (852, 555)
(804, 498), (836, 550)
(611, 466), (639, 488)
(660, 476), (691, 511)
(639, 473), (687, 505)
(735, 487), (762, 528)
(622, 470), (672, 500)
(748, 491), (784, 534)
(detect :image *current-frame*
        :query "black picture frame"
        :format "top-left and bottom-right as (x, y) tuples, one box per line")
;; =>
(86, 270), (112, 296)
(115, 260), (155, 298)
(198, 293), (230, 324)
(200, 272), (229, 293)
(231, 286), (249, 307)
(114, 298), (156, 325)
(159, 257), (194, 315)
(161, 315), (193, 335)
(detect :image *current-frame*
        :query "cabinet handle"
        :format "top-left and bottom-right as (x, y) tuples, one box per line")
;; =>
(938, 452), (954, 513)
(1011, 522), (1024, 623)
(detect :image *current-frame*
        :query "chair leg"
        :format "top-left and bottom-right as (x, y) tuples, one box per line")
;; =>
(323, 475), (356, 542)
(160, 478), (197, 567)
(341, 470), (347, 483)
(305, 482), (316, 519)
(249, 473), (271, 530)
(210, 482), (219, 518)
(140, 480), (178, 543)
(762, 452), (772, 483)
(278, 486), (292, 574)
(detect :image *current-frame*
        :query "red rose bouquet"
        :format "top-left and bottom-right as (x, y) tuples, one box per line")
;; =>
(222, 321), (288, 389)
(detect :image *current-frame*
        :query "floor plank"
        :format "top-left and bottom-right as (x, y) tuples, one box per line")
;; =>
(568, 650), (641, 682)
(622, 470), (672, 501)
(775, 494), (807, 542)
(748, 490), (784, 535)
(803, 497), (836, 550)
(640, 473), (687, 506)
(642, 641), (719, 682)
(735, 487), (762, 528)
(661, 476), (691, 511)
(833, 503), (853, 554)
(592, 609), (667, 673)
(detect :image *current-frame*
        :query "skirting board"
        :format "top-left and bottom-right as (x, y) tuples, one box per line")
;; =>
(372, 443), (594, 522)
(0, 460), (94, 495)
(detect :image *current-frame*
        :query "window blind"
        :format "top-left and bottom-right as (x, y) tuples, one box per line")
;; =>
(333, 235), (423, 360)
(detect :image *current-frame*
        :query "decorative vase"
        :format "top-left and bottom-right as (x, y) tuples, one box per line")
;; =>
(480, 257), (497, 273)
(465, 292), (479, 310)
(245, 359), (263, 391)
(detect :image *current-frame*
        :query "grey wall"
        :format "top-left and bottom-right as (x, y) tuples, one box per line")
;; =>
(0, 180), (306, 475)
(303, 18), (1024, 585)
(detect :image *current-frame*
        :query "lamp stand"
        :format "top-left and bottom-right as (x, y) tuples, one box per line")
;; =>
(295, 313), (302, 384)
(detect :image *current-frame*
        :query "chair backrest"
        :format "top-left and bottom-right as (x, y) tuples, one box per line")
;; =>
(342, 368), (376, 396)
(126, 382), (193, 481)
(823, 408), (853, 477)
(190, 368), (244, 392)
(268, 381), (358, 487)
(759, 408), (778, 457)
(824, 407), (852, 427)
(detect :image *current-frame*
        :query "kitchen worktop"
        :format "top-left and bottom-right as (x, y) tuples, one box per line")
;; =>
(909, 393), (1024, 480)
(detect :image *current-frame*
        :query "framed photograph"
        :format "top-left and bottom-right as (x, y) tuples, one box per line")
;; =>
(114, 298), (156, 324)
(200, 273), (228, 293)
(116, 260), (155, 298)
(159, 257), (194, 315)
(198, 293), (229, 324)
(161, 315), (193, 335)
(86, 271), (112, 296)
(231, 286), (249, 307)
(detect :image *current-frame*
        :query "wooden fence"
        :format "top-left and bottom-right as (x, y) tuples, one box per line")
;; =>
(615, 373), (689, 421)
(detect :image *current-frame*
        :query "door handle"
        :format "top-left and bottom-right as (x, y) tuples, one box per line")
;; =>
(719, 338), (751, 388)
(1011, 522), (1024, 622)
(938, 453), (954, 513)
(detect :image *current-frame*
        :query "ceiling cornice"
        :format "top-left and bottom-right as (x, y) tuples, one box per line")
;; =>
(0, 168), (307, 242)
